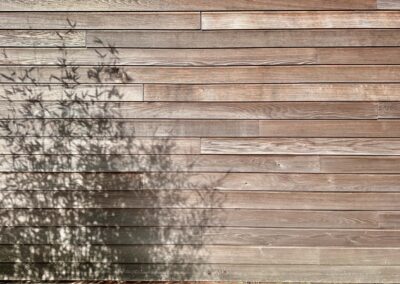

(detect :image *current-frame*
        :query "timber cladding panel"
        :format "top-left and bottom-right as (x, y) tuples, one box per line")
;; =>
(0, 0), (400, 283)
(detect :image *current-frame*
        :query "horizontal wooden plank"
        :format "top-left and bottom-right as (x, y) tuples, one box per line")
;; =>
(0, 85), (143, 101)
(0, 102), (378, 119)
(201, 138), (400, 155)
(3, 227), (400, 247)
(88, 30), (400, 48)
(2, 173), (399, 192)
(0, 12), (200, 30)
(259, 120), (400, 137)
(144, 83), (400, 102)
(321, 156), (400, 173)
(0, 30), (85, 47)
(9, 47), (400, 66)
(0, 48), (316, 66)
(2, 245), (400, 265)
(202, 12), (400, 30)
(2, 208), (399, 228)
(0, 154), (321, 172)
(0, 137), (199, 154)
(3, 66), (400, 84)
(2, 190), (400, 210)
(2, 264), (400, 282)
(0, 119), (259, 137)
(378, 0), (400, 9)
(380, 102), (400, 118)
(2, 155), (399, 173)
(0, 0), (378, 11)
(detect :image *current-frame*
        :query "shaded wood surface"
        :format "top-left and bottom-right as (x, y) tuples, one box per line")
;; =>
(2, 1), (400, 283)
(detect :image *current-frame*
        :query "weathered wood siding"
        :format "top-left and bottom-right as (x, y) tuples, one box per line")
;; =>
(0, 0), (400, 282)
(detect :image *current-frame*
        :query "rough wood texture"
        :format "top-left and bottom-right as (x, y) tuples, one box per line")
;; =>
(0, 0), (378, 11)
(202, 12), (400, 29)
(3, 1), (400, 283)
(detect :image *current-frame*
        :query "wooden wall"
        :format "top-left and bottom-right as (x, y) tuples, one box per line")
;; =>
(1, 0), (400, 282)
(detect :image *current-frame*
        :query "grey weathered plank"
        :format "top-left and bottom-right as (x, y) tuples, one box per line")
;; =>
(380, 102), (400, 119)
(0, 0), (378, 11)
(0, 102), (379, 119)
(201, 138), (400, 155)
(88, 30), (400, 48)
(144, 83), (400, 102)
(1, 208), (397, 229)
(2, 227), (400, 247)
(0, 12), (200, 30)
(0, 85), (143, 101)
(0, 30), (85, 47)
(2, 264), (400, 282)
(0, 48), (317, 66)
(259, 120), (400, 137)
(2, 190), (400, 210)
(0, 154), (321, 173)
(202, 12), (400, 30)
(320, 156), (400, 174)
(378, 0), (400, 9)
(2, 245), (400, 265)
(2, 66), (400, 84)
(3, 173), (400, 192)
(0, 119), (260, 137)
(0, 137), (200, 154)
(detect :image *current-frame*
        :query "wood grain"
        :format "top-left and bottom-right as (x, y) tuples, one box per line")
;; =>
(3, 263), (400, 282)
(1, 208), (398, 229)
(201, 138), (400, 155)
(0, 102), (378, 119)
(378, 0), (400, 9)
(3, 66), (400, 84)
(0, 85), (143, 101)
(3, 227), (400, 247)
(145, 83), (400, 102)
(0, 119), (260, 137)
(88, 30), (400, 48)
(3, 245), (400, 265)
(2, 190), (400, 210)
(0, 154), (321, 173)
(380, 102), (400, 119)
(321, 156), (400, 174)
(259, 120), (400, 137)
(0, 0), (378, 11)
(0, 12), (200, 30)
(0, 30), (85, 47)
(202, 12), (400, 30)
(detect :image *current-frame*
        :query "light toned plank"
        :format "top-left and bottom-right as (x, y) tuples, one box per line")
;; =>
(3, 245), (400, 265)
(321, 156), (400, 173)
(0, 85), (143, 101)
(3, 227), (400, 247)
(0, 138), (199, 154)
(1, 172), (400, 192)
(143, 173), (400, 192)
(316, 48), (400, 65)
(0, 154), (321, 173)
(2, 264), (400, 282)
(0, 48), (317, 66)
(259, 120), (400, 137)
(0, 119), (259, 137)
(145, 83), (400, 102)
(202, 12), (400, 30)
(3, 190), (400, 210)
(380, 102), (400, 118)
(201, 138), (400, 155)
(0, 0), (378, 11)
(0, 102), (378, 119)
(0, 30), (85, 47)
(0, 12), (200, 29)
(378, 0), (400, 9)
(0, 208), (396, 229)
(2, 66), (400, 84)
(88, 30), (400, 48)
